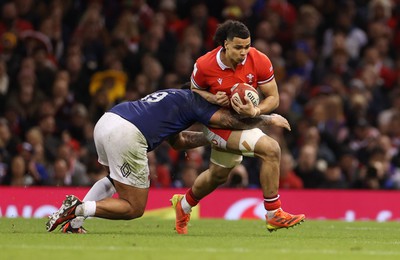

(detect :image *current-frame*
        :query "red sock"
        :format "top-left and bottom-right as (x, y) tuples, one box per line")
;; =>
(185, 188), (199, 207)
(264, 194), (281, 211)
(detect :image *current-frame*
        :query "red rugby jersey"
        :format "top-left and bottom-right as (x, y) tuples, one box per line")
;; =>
(190, 46), (275, 141)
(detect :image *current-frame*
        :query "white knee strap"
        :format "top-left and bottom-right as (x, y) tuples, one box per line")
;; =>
(239, 128), (265, 157)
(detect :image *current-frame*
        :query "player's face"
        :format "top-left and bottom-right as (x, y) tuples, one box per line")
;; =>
(225, 37), (251, 65)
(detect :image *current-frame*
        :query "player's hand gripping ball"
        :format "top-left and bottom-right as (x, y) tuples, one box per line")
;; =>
(230, 83), (260, 107)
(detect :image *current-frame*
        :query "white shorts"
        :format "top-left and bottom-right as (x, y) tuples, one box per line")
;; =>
(210, 148), (243, 168)
(94, 112), (150, 188)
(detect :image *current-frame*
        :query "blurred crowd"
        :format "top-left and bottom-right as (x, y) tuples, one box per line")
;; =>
(0, 0), (400, 190)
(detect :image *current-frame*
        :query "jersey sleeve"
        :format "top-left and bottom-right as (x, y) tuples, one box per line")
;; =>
(190, 61), (208, 90)
(254, 50), (275, 85)
(191, 92), (219, 125)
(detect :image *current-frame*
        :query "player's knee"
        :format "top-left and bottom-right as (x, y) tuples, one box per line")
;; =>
(256, 137), (281, 160)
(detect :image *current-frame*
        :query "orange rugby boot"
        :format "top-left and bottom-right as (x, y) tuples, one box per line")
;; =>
(170, 194), (191, 234)
(266, 208), (305, 232)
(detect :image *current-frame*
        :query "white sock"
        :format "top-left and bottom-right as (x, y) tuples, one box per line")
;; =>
(71, 177), (115, 228)
(181, 196), (192, 214)
(75, 201), (96, 217)
(83, 177), (116, 202)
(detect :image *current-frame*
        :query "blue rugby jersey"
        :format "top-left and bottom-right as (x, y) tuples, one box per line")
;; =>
(109, 89), (219, 151)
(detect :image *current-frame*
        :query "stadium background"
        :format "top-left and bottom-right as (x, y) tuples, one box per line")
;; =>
(1, 0), (400, 220)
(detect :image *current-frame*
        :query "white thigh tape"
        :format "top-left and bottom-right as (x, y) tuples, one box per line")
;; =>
(239, 128), (264, 157)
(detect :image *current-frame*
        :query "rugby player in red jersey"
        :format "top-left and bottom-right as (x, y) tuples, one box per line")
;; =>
(171, 20), (305, 234)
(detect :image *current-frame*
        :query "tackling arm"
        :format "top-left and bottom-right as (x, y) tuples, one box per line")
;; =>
(167, 131), (209, 150)
(166, 109), (291, 151)
(191, 84), (230, 107)
(208, 108), (291, 132)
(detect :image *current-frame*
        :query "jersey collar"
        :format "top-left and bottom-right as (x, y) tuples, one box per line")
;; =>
(216, 47), (247, 70)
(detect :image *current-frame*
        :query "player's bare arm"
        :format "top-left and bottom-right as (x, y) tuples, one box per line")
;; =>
(191, 85), (230, 107)
(258, 78), (280, 114)
(167, 131), (209, 150)
(209, 108), (291, 131)
(167, 112), (290, 151)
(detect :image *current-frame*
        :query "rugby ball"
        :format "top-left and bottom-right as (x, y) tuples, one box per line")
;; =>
(230, 83), (260, 106)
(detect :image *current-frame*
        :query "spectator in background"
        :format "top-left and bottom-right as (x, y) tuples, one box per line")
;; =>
(36, 113), (60, 163)
(89, 67), (127, 106)
(352, 147), (391, 190)
(0, 59), (9, 113)
(319, 162), (349, 189)
(178, 25), (207, 60)
(50, 142), (90, 186)
(51, 77), (75, 132)
(5, 67), (45, 135)
(0, 1), (33, 38)
(0, 117), (18, 184)
(110, 9), (140, 55)
(88, 84), (112, 123)
(149, 150), (171, 188)
(294, 144), (325, 188)
(225, 164), (249, 188)
(347, 118), (380, 165)
(337, 147), (361, 188)
(64, 43), (91, 105)
(172, 50), (194, 84)
(71, 2), (108, 74)
(68, 103), (89, 144)
(16, 142), (49, 185)
(293, 4), (322, 42)
(253, 20), (276, 44)
(321, 7), (368, 61)
(49, 157), (69, 186)
(259, 0), (297, 49)
(170, 0), (219, 51)
(25, 126), (46, 166)
(9, 155), (26, 186)
(37, 2), (67, 62)
(378, 90), (400, 135)
(0, 31), (21, 78)
(29, 40), (57, 97)
(173, 164), (199, 188)
(279, 150), (303, 189)
(140, 54), (164, 93)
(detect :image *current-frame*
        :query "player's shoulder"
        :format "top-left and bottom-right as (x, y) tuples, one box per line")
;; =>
(248, 47), (272, 67)
(248, 47), (270, 60)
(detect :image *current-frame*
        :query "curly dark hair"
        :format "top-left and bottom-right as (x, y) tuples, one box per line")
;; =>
(213, 20), (250, 47)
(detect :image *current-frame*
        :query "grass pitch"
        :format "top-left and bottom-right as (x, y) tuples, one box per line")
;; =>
(1, 217), (400, 260)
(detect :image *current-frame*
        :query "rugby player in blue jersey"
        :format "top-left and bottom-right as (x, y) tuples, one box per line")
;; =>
(46, 88), (290, 233)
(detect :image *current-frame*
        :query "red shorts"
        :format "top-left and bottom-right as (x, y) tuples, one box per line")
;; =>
(209, 127), (232, 141)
